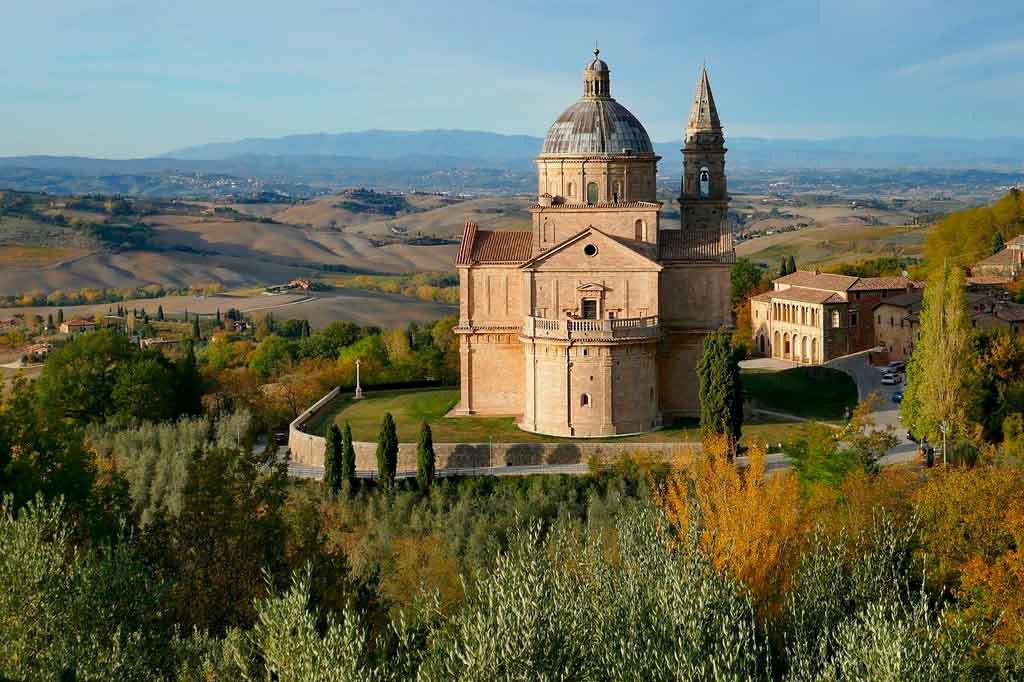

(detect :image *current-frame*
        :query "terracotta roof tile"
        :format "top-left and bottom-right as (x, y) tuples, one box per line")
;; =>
(975, 249), (1021, 267)
(996, 302), (1024, 323)
(849, 276), (916, 291)
(873, 290), (924, 310)
(455, 222), (532, 265)
(775, 271), (859, 291)
(967, 275), (1013, 286)
(756, 287), (847, 304)
(658, 229), (730, 261)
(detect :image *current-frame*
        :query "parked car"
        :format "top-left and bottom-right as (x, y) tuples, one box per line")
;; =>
(892, 390), (903, 404)
(881, 372), (902, 385)
(886, 361), (906, 373)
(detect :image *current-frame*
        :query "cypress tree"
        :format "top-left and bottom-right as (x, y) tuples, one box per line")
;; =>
(992, 231), (1006, 255)
(324, 423), (343, 496)
(157, 304), (164, 321)
(417, 421), (435, 492)
(375, 412), (398, 490)
(57, 308), (64, 325)
(191, 317), (201, 339)
(341, 421), (356, 495)
(786, 255), (797, 275)
(779, 257), (789, 277)
(47, 313), (54, 329)
(696, 329), (744, 453)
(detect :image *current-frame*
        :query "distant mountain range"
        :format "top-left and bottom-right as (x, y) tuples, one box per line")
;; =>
(162, 129), (1024, 170)
(2, 129), (1022, 197)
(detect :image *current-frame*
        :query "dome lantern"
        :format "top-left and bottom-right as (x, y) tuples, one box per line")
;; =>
(583, 48), (610, 98)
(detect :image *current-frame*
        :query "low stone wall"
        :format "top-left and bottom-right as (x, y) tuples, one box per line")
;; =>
(289, 388), (699, 474)
(288, 386), (342, 467)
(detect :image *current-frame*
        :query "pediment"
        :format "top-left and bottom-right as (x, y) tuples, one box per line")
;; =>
(519, 226), (661, 272)
(577, 282), (610, 292)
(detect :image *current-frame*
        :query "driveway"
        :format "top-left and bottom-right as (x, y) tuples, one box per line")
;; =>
(826, 352), (919, 465)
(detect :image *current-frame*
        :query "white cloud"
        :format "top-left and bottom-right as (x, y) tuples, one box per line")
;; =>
(892, 39), (1024, 78)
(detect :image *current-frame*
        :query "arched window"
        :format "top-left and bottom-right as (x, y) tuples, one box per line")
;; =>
(699, 167), (711, 198)
(773, 331), (780, 358)
(566, 182), (574, 199)
(801, 336), (808, 362)
(581, 393), (591, 407)
(811, 338), (819, 363)
(634, 218), (645, 241)
(586, 182), (599, 204)
(783, 333), (791, 358)
(758, 334), (766, 354)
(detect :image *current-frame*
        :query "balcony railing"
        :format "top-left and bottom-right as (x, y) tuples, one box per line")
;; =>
(521, 315), (660, 341)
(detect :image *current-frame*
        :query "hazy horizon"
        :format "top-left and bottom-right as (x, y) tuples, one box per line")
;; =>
(5, 0), (1024, 158)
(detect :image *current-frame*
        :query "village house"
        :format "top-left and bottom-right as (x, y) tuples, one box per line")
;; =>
(972, 235), (1024, 280)
(750, 271), (919, 364)
(59, 318), (97, 334)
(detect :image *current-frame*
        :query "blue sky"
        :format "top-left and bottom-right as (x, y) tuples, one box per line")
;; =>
(3, 0), (1024, 157)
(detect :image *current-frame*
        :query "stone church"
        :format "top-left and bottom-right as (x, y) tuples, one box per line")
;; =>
(454, 50), (733, 437)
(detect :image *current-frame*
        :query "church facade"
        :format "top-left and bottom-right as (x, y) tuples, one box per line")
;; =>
(453, 50), (734, 437)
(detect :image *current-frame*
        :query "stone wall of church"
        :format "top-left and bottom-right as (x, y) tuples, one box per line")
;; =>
(531, 205), (661, 253)
(529, 268), (659, 320)
(658, 263), (731, 328)
(458, 332), (523, 415)
(536, 157), (657, 204)
(520, 339), (660, 437)
(461, 265), (524, 328)
(657, 330), (705, 417)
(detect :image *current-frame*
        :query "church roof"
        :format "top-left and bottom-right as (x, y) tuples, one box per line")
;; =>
(541, 49), (654, 156)
(658, 229), (729, 262)
(455, 222), (532, 265)
(687, 66), (721, 134)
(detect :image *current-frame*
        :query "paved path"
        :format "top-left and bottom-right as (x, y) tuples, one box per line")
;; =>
(826, 351), (919, 465)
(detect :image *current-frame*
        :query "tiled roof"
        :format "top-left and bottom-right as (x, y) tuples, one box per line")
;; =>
(754, 287), (846, 304)
(455, 221), (532, 265)
(975, 249), (1021, 267)
(1008, 234), (1024, 247)
(849, 276), (917, 291)
(967, 275), (1013, 286)
(774, 271), (859, 291)
(658, 229), (729, 261)
(996, 302), (1024, 322)
(873, 290), (924, 311)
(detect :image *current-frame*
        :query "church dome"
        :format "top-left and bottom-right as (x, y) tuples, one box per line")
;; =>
(541, 50), (654, 156)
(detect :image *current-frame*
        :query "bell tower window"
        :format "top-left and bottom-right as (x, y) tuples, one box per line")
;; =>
(699, 167), (711, 198)
(634, 219), (645, 241)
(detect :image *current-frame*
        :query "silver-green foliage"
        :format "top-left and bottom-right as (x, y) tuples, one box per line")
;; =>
(0, 495), (163, 682)
(784, 515), (974, 682)
(86, 409), (251, 523)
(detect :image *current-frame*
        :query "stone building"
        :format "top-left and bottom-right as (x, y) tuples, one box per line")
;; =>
(750, 271), (918, 364)
(874, 289), (1024, 362)
(972, 235), (1024, 280)
(453, 51), (733, 437)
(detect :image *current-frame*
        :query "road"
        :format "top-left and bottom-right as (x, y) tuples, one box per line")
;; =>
(826, 351), (920, 466)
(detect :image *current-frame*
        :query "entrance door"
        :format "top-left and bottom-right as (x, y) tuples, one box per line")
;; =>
(581, 299), (598, 319)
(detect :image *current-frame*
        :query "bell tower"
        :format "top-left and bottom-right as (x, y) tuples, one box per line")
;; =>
(679, 67), (728, 258)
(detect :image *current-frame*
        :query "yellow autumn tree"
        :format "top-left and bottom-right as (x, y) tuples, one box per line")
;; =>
(658, 435), (804, 611)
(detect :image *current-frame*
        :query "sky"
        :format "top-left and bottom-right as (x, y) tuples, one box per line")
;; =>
(3, 0), (1024, 158)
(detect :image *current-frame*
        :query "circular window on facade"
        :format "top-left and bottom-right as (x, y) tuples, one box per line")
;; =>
(583, 244), (598, 257)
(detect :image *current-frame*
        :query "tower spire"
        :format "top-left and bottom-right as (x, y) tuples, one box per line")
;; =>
(687, 66), (721, 135)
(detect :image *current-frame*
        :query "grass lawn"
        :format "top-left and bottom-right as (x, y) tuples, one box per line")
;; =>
(306, 387), (813, 447)
(742, 366), (857, 421)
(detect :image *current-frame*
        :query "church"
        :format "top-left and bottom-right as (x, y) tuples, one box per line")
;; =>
(453, 50), (734, 437)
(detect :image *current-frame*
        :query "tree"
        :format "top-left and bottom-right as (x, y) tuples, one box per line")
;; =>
(786, 255), (797, 275)
(111, 354), (177, 423)
(779, 256), (790, 278)
(174, 342), (204, 417)
(375, 413), (398, 490)
(323, 424), (343, 497)
(215, 308), (222, 327)
(341, 422), (356, 495)
(730, 258), (764, 307)
(35, 329), (135, 422)
(991, 230), (1006, 255)
(46, 312), (54, 329)
(901, 261), (976, 444)
(191, 316), (201, 340)
(157, 304), (164, 321)
(696, 329), (744, 451)
(57, 308), (64, 325)
(248, 335), (294, 380)
(417, 421), (435, 492)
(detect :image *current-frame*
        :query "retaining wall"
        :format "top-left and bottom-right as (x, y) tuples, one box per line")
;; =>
(289, 389), (699, 474)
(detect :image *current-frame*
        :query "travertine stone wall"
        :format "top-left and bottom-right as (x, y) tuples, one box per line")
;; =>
(658, 330), (704, 417)
(464, 265), (523, 325)
(531, 205), (661, 253)
(459, 332), (523, 415)
(659, 263), (731, 328)
(536, 156), (658, 205)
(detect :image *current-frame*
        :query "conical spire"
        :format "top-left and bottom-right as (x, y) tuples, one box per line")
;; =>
(686, 66), (721, 134)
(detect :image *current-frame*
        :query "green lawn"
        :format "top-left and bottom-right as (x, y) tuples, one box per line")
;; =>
(307, 387), (812, 447)
(742, 366), (857, 421)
